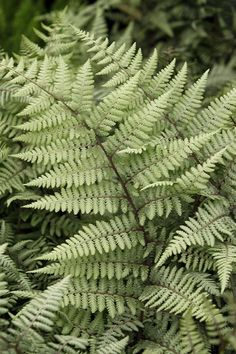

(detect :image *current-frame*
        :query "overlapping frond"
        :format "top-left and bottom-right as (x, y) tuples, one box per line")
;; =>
(38, 214), (144, 261)
(13, 277), (70, 333)
(156, 201), (235, 267)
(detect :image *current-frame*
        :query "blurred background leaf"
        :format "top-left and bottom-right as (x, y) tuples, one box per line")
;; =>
(1, 0), (236, 89)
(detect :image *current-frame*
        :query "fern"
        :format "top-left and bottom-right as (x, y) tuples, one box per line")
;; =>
(180, 312), (210, 354)
(0, 11), (236, 354)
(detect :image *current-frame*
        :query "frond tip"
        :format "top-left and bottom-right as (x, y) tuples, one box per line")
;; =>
(13, 277), (71, 333)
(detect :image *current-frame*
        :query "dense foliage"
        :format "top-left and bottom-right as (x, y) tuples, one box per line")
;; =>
(0, 11), (236, 354)
(2, 1), (236, 74)
(44, 0), (236, 90)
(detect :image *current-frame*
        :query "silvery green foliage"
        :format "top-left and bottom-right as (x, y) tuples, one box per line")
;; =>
(0, 13), (236, 354)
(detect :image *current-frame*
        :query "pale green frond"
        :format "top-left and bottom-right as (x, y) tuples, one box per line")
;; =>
(187, 272), (220, 296)
(190, 88), (236, 134)
(89, 72), (140, 135)
(14, 121), (82, 146)
(15, 103), (76, 132)
(97, 336), (129, 354)
(33, 246), (148, 281)
(172, 70), (209, 127)
(140, 266), (210, 321)
(73, 27), (131, 78)
(96, 42), (128, 75)
(140, 49), (158, 85)
(71, 59), (94, 113)
(203, 299), (228, 344)
(0, 250), (32, 291)
(104, 49), (143, 88)
(13, 60), (39, 97)
(166, 62), (188, 104)
(11, 290), (39, 299)
(202, 128), (236, 161)
(49, 335), (88, 353)
(91, 7), (107, 39)
(174, 148), (226, 192)
(53, 56), (72, 99)
(0, 17), (234, 353)
(147, 58), (176, 97)
(13, 277), (70, 333)
(37, 55), (53, 85)
(177, 248), (215, 273)
(23, 181), (128, 215)
(0, 272), (9, 316)
(180, 312), (210, 354)
(0, 158), (26, 194)
(138, 186), (191, 224)
(20, 35), (44, 57)
(63, 277), (141, 317)
(128, 132), (215, 189)
(211, 243), (236, 293)
(6, 190), (40, 207)
(17, 93), (53, 117)
(106, 90), (171, 153)
(38, 214), (144, 261)
(13, 133), (97, 165)
(25, 153), (110, 188)
(156, 201), (235, 267)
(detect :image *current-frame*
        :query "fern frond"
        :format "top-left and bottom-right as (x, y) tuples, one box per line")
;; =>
(15, 104), (72, 131)
(211, 243), (236, 293)
(203, 299), (228, 345)
(138, 187), (188, 224)
(190, 88), (236, 134)
(96, 314), (142, 352)
(49, 334), (88, 353)
(0, 244), (9, 316)
(13, 277), (70, 333)
(32, 246), (148, 281)
(53, 56), (72, 99)
(126, 132), (215, 189)
(0, 158), (26, 194)
(71, 59), (94, 113)
(166, 62), (187, 104)
(0, 17), (234, 353)
(20, 35), (44, 57)
(96, 336), (129, 354)
(0, 272), (9, 316)
(172, 70), (209, 128)
(25, 154), (110, 188)
(140, 266), (213, 321)
(64, 277), (141, 317)
(106, 90), (171, 153)
(140, 49), (158, 85)
(13, 133), (97, 165)
(24, 181), (128, 215)
(89, 72), (140, 135)
(38, 214), (144, 261)
(147, 58), (176, 97)
(104, 49), (142, 88)
(133, 313), (182, 354)
(177, 248), (214, 273)
(180, 312), (210, 354)
(156, 201), (235, 267)
(0, 249), (32, 291)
